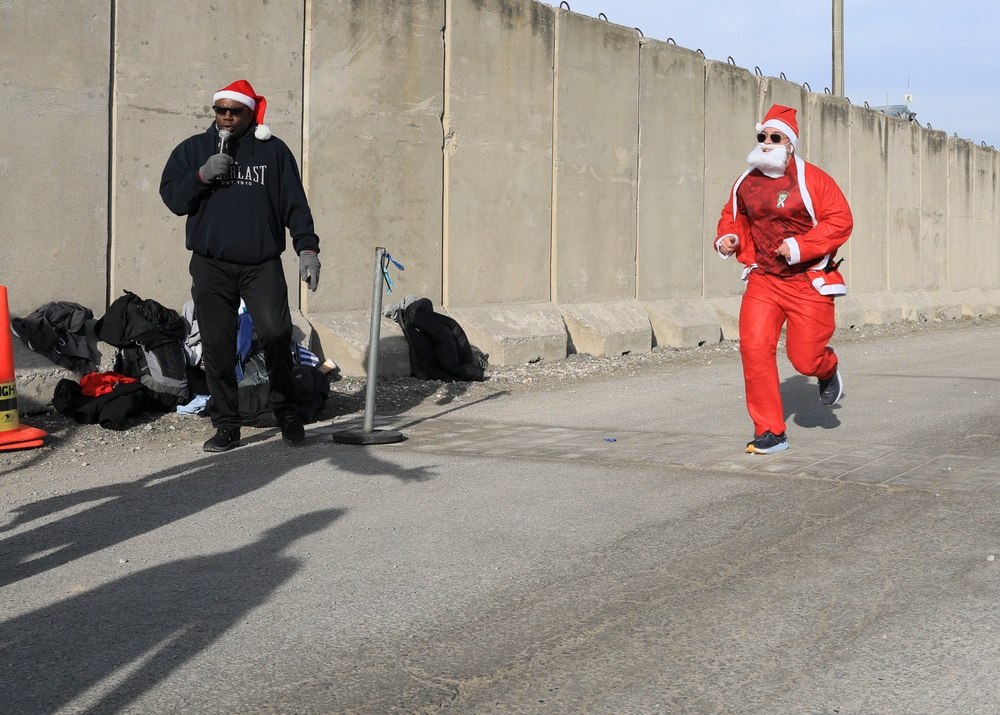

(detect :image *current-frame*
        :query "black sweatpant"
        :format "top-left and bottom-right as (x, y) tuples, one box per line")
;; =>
(189, 252), (296, 429)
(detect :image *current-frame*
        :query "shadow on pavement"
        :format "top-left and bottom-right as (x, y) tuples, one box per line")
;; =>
(782, 374), (842, 430)
(0, 426), (434, 587)
(0, 509), (344, 714)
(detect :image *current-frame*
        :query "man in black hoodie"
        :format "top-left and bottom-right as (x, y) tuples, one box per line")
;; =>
(160, 79), (321, 453)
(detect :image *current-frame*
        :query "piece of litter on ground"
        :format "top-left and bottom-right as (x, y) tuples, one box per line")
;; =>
(603, 437), (617, 442)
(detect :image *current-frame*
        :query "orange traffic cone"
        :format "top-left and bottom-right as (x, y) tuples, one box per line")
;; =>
(1, 285), (47, 450)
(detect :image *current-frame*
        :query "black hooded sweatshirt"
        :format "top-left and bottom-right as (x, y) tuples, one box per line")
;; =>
(159, 123), (319, 264)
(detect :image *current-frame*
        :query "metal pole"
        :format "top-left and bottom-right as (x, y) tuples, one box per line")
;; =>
(331, 246), (405, 445)
(832, 0), (844, 96)
(362, 247), (387, 432)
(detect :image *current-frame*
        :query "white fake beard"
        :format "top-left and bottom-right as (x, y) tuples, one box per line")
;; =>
(747, 143), (790, 178)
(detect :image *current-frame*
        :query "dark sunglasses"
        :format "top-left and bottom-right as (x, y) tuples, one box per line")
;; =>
(213, 105), (248, 117)
(757, 132), (785, 143)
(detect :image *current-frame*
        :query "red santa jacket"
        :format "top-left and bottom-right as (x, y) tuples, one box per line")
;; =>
(715, 155), (853, 296)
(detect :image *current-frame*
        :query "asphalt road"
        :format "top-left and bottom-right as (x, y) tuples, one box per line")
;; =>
(2, 323), (999, 714)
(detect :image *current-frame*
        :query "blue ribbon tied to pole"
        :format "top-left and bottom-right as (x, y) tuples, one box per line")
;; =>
(381, 251), (405, 293)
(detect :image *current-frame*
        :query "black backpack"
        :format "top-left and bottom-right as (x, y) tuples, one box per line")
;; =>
(97, 290), (190, 409)
(395, 298), (486, 382)
(114, 342), (190, 410)
(95, 290), (186, 349)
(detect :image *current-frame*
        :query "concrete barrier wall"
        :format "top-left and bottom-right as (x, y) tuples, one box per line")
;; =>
(948, 142), (977, 290)
(636, 39), (705, 300)
(1, 1), (109, 318)
(973, 145), (1000, 288)
(552, 9), (638, 305)
(847, 106), (891, 293)
(917, 130), (949, 290)
(444, 0), (553, 306)
(307, 0), (445, 314)
(702, 60), (760, 300)
(886, 120), (924, 290)
(111, 1), (307, 315)
(4, 0), (1000, 384)
(804, 95), (852, 286)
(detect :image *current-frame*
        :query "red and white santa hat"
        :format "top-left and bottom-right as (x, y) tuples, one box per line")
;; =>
(757, 104), (798, 147)
(213, 79), (272, 140)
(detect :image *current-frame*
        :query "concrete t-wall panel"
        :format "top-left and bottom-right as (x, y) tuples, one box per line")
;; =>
(636, 39), (706, 300)
(995, 150), (1000, 288)
(919, 129), (949, 291)
(805, 95), (851, 184)
(804, 95), (852, 285)
(309, 0), (444, 312)
(703, 60), (759, 298)
(552, 10), (639, 305)
(116, 0), (306, 313)
(947, 140), (976, 290)
(972, 144), (999, 289)
(0, 1), (109, 318)
(886, 120), (923, 290)
(444, 0), (553, 307)
(995, 150), (1000, 289)
(846, 106), (889, 292)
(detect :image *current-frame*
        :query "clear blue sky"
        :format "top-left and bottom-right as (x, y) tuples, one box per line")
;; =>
(557, 0), (1000, 149)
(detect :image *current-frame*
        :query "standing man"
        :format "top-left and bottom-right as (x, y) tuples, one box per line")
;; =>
(715, 105), (853, 455)
(160, 79), (322, 452)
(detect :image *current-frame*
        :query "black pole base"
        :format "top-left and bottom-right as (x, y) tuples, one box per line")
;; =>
(332, 429), (406, 445)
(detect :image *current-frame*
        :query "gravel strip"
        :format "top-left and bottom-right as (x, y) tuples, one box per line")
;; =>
(3, 315), (997, 463)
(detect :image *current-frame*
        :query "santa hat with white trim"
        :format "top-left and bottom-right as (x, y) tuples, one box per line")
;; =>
(213, 79), (271, 140)
(756, 104), (798, 147)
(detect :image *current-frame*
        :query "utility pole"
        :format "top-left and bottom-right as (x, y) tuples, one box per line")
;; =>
(832, 0), (844, 96)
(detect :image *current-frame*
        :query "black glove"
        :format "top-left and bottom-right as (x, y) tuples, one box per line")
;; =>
(299, 251), (321, 292)
(198, 154), (234, 183)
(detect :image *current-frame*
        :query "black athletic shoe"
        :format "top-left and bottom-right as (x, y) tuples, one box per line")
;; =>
(204, 427), (241, 453)
(279, 412), (305, 444)
(746, 431), (789, 455)
(819, 367), (843, 406)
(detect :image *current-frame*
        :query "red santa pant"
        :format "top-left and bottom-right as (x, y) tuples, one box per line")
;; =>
(739, 270), (838, 436)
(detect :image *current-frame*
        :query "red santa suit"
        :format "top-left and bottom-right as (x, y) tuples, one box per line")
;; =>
(716, 154), (853, 438)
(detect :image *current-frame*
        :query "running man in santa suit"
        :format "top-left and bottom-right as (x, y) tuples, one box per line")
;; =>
(715, 104), (853, 454)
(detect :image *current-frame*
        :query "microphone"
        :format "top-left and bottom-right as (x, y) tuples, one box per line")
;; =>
(218, 129), (231, 155)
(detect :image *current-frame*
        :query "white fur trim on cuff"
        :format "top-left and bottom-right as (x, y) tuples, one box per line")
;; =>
(784, 237), (801, 264)
(812, 276), (848, 296)
(715, 233), (738, 258)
